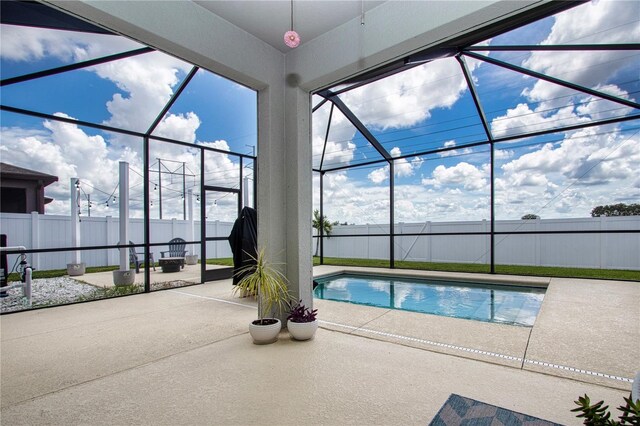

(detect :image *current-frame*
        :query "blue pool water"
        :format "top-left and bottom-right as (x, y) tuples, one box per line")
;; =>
(313, 273), (546, 327)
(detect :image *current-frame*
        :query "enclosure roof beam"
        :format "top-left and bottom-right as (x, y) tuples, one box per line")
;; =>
(457, 54), (493, 142)
(462, 51), (640, 110)
(146, 66), (199, 136)
(465, 43), (640, 52)
(0, 47), (154, 87)
(328, 94), (392, 162)
(319, 103), (334, 171)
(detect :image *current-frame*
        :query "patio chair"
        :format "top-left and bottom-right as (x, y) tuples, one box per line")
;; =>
(160, 237), (187, 269)
(129, 241), (156, 274)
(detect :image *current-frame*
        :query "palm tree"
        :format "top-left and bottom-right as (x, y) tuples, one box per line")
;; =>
(313, 209), (334, 257)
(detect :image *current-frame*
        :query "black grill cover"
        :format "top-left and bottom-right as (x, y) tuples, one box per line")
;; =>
(228, 207), (257, 285)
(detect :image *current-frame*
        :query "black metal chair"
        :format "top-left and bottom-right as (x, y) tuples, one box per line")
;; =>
(129, 241), (155, 274)
(160, 237), (187, 269)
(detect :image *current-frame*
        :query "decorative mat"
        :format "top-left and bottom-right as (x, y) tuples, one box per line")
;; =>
(430, 394), (563, 426)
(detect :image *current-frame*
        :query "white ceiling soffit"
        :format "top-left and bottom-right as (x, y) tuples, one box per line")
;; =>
(193, 0), (387, 53)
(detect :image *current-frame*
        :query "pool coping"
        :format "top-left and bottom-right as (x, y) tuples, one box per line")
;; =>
(313, 265), (551, 288)
(312, 265), (638, 391)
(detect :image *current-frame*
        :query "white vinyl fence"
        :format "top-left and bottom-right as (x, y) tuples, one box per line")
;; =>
(0, 212), (233, 272)
(319, 216), (640, 270)
(2, 213), (639, 272)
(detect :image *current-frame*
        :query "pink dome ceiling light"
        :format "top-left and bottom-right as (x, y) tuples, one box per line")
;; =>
(284, 0), (300, 48)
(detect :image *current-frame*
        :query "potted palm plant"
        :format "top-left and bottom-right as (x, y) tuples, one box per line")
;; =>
(287, 300), (318, 341)
(233, 248), (291, 344)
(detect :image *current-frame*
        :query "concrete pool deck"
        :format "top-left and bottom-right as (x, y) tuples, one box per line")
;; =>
(313, 266), (639, 390)
(1, 268), (637, 424)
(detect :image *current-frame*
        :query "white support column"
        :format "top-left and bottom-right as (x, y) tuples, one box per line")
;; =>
(243, 176), (250, 208)
(30, 211), (40, 269)
(283, 85), (312, 308)
(70, 178), (81, 264)
(119, 162), (129, 271)
(187, 189), (194, 255)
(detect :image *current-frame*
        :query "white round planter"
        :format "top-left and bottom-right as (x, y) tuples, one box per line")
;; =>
(249, 318), (281, 344)
(66, 263), (86, 276)
(287, 320), (318, 341)
(112, 270), (135, 286)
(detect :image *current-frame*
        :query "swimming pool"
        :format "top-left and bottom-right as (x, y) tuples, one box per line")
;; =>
(313, 273), (546, 327)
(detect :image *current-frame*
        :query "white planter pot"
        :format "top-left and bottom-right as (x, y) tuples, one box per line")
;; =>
(185, 255), (198, 265)
(249, 318), (281, 344)
(287, 320), (318, 341)
(112, 270), (135, 286)
(66, 263), (86, 276)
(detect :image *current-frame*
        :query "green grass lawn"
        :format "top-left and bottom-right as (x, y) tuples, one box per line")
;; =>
(205, 258), (234, 266)
(313, 256), (640, 281)
(6, 257), (637, 282)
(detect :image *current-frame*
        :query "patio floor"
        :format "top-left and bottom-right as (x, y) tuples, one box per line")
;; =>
(72, 263), (230, 288)
(1, 268), (637, 425)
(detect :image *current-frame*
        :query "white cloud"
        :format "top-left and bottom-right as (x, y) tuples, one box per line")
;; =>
(94, 52), (192, 133)
(341, 57), (474, 130)
(439, 140), (474, 158)
(422, 162), (489, 191)
(154, 112), (201, 143)
(491, 103), (591, 138)
(494, 125), (640, 218)
(368, 167), (388, 184)
(367, 147), (423, 183)
(0, 115), (127, 215)
(0, 24), (141, 62)
(494, 149), (514, 160)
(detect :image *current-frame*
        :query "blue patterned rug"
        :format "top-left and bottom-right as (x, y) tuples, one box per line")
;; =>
(430, 394), (563, 426)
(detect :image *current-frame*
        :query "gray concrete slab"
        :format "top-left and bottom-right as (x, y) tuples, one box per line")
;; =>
(2, 271), (636, 424)
(524, 277), (640, 388)
(0, 303), (627, 425)
(1, 290), (255, 409)
(350, 308), (530, 369)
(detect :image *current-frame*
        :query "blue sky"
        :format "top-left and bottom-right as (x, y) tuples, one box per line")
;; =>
(1, 0), (638, 225)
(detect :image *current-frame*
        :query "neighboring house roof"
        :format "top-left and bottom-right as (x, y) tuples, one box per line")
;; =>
(0, 162), (58, 186)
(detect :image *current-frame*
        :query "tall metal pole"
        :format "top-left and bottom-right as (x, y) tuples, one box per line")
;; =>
(70, 178), (81, 265)
(237, 158), (242, 215)
(182, 162), (186, 220)
(87, 194), (91, 217)
(319, 172), (324, 264)
(243, 176), (250, 207)
(143, 137), (151, 292)
(389, 161), (395, 269)
(490, 143), (495, 274)
(158, 159), (163, 220)
(200, 150), (206, 282)
(118, 161), (129, 271)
